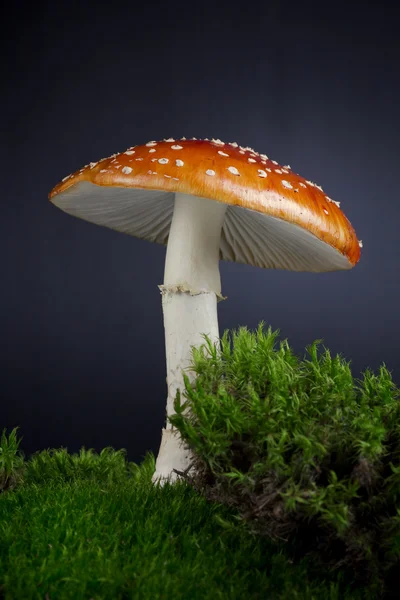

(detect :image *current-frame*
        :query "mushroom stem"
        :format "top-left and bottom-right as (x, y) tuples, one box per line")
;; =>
(152, 192), (228, 485)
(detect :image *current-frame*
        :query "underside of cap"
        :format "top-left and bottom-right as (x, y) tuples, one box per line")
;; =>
(52, 182), (353, 272)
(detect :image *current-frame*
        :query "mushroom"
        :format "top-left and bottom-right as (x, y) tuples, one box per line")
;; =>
(48, 137), (362, 485)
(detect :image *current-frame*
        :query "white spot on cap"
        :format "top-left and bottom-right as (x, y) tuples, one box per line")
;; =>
(248, 158), (257, 163)
(164, 138), (175, 142)
(149, 148), (156, 153)
(89, 162), (97, 169)
(125, 150), (135, 155)
(282, 180), (293, 189)
(180, 137), (187, 140)
(164, 174), (172, 178)
(122, 166), (133, 174)
(100, 169), (108, 173)
(227, 166), (240, 176)
(135, 158), (144, 161)
(175, 159), (184, 166)
(315, 184), (324, 192)
(239, 150), (245, 154)
(284, 165), (291, 169)
(62, 175), (71, 181)
(115, 165), (121, 169)
(323, 208), (329, 214)
(327, 197), (341, 207)
(281, 168), (289, 174)
(258, 169), (267, 178)
(271, 160), (278, 165)
(211, 138), (224, 145)
(260, 154), (268, 160)
(172, 177), (179, 180)
(151, 158), (158, 162)
(306, 180), (315, 187)
(146, 141), (157, 146)
(158, 158), (169, 164)
(359, 240), (363, 248)
(206, 169), (216, 176)
(218, 151), (229, 157)
(171, 145), (183, 150)
(229, 142), (238, 147)
(275, 169), (282, 174)
(266, 168), (272, 172)
(299, 182), (307, 188)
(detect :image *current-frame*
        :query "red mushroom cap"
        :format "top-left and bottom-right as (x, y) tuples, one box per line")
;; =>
(49, 137), (361, 271)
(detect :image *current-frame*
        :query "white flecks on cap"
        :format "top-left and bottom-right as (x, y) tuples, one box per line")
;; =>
(239, 150), (245, 154)
(227, 166), (240, 176)
(122, 166), (133, 174)
(299, 182), (307, 188)
(229, 141), (238, 147)
(180, 137), (187, 140)
(281, 168), (289, 174)
(164, 174), (172, 178)
(218, 150), (229, 157)
(191, 137), (197, 140)
(89, 162), (97, 169)
(164, 138), (175, 142)
(135, 158), (144, 161)
(323, 208), (329, 214)
(359, 240), (363, 248)
(275, 169), (282, 174)
(327, 197), (341, 207)
(258, 169), (267, 178)
(149, 148), (156, 153)
(284, 165), (291, 169)
(124, 150), (135, 155)
(151, 158), (158, 162)
(158, 158), (169, 164)
(171, 145), (183, 150)
(266, 168), (272, 172)
(248, 158), (257, 163)
(282, 180), (293, 189)
(172, 177), (179, 180)
(62, 175), (72, 181)
(315, 184), (324, 192)
(175, 159), (184, 167)
(115, 165), (121, 169)
(206, 169), (216, 176)
(211, 138), (224, 145)
(271, 160), (278, 165)
(306, 180), (315, 187)
(146, 141), (157, 146)
(260, 154), (268, 160)
(100, 169), (108, 173)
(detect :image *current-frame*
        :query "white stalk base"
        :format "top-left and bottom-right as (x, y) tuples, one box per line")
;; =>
(152, 193), (227, 485)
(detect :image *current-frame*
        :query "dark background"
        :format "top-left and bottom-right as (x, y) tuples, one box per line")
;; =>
(2, 1), (399, 465)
